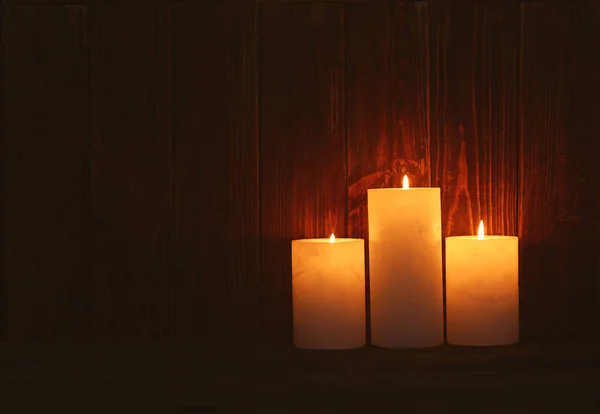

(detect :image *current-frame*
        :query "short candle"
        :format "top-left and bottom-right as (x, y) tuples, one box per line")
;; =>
(291, 234), (366, 349)
(445, 221), (519, 346)
(368, 175), (444, 348)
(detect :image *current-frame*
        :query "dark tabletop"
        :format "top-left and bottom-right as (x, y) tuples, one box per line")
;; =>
(1, 340), (599, 413)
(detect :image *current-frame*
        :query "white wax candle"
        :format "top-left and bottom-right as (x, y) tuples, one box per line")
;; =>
(445, 221), (519, 346)
(367, 176), (444, 348)
(291, 235), (366, 349)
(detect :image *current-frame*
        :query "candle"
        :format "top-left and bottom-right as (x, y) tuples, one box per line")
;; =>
(445, 221), (519, 346)
(367, 175), (444, 348)
(291, 234), (366, 349)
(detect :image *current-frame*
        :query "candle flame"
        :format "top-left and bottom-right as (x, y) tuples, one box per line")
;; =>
(477, 220), (485, 240)
(329, 233), (335, 243)
(402, 174), (409, 189)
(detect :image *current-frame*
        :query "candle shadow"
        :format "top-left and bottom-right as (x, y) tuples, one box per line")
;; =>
(364, 238), (372, 346)
(441, 238), (448, 344)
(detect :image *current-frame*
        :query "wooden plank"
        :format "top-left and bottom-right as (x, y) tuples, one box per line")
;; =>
(595, 0), (600, 338)
(4, 5), (89, 339)
(2, 341), (600, 412)
(567, 2), (600, 340)
(260, 2), (346, 342)
(89, 5), (174, 338)
(430, 1), (519, 340)
(346, 1), (432, 240)
(430, 1), (519, 239)
(0, 3), (6, 340)
(172, 2), (259, 338)
(345, 1), (431, 343)
(519, 2), (598, 339)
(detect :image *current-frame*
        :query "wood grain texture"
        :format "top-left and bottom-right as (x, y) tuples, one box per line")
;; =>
(260, 3), (346, 341)
(4, 6), (89, 339)
(345, 1), (431, 344)
(89, 5), (174, 338)
(0, 3), (6, 340)
(1, 341), (600, 413)
(595, 0), (600, 338)
(430, 1), (519, 239)
(2, 1), (600, 343)
(172, 2), (259, 338)
(346, 1), (431, 240)
(519, 2), (598, 339)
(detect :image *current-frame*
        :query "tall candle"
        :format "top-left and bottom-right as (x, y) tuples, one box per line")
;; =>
(445, 221), (519, 346)
(291, 234), (366, 349)
(367, 175), (444, 348)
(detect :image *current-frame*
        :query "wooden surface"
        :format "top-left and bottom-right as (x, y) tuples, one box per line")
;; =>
(519, 2), (598, 340)
(346, 1), (432, 240)
(0, 2), (6, 341)
(259, 2), (346, 341)
(2, 1), (600, 342)
(595, 0), (600, 337)
(430, 1), (519, 239)
(4, 6), (89, 339)
(90, 6), (175, 339)
(345, 0), (432, 340)
(1, 340), (600, 413)
(172, 2), (260, 339)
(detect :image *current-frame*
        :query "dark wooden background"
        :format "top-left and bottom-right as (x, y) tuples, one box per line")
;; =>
(2, 0), (599, 342)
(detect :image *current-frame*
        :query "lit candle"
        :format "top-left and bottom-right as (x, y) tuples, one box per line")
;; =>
(445, 220), (519, 346)
(291, 234), (366, 349)
(367, 175), (444, 348)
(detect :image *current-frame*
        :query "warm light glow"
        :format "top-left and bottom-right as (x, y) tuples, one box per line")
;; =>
(477, 220), (485, 240)
(329, 233), (335, 243)
(402, 175), (409, 189)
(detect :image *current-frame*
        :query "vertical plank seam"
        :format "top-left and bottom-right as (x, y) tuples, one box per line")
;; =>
(256, 1), (263, 338)
(429, 0), (439, 192)
(428, 0), (444, 342)
(516, 2), (522, 238)
(471, 3), (481, 229)
(342, 3), (349, 237)
(0, 1), (7, 340)
(86, 3), (93, 340)
(424, 1), (431, 187)
(253, 2), (260, 337)
(168, 3), (176, 338)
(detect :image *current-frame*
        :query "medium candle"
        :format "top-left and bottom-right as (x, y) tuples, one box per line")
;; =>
(291, 234), (366, 349)
(367, 175), (444, 348)
(445, 221), (519, 346)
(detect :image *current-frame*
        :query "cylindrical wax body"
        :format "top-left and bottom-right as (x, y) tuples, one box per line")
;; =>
(292, 238), (366, 349)
(445, 236), (519, 346)
(367, 188), (444, 348)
